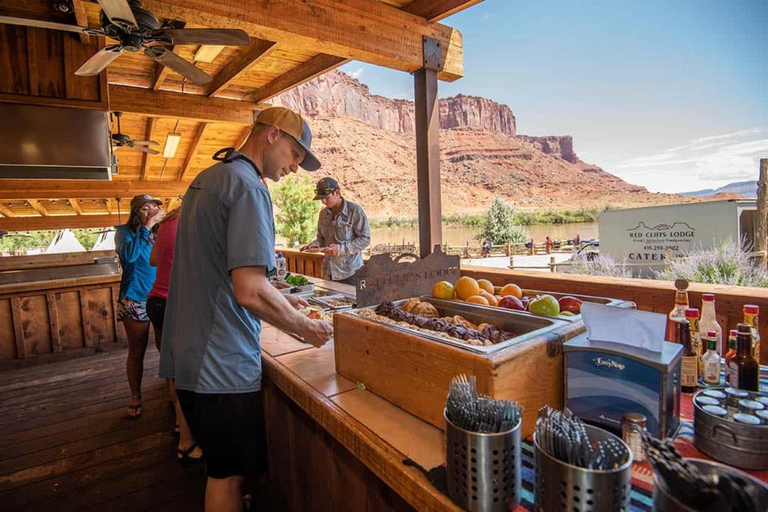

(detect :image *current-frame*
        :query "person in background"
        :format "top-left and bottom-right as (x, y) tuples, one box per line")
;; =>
(115, 194), (164, 419)
(160, 106), (333, 512)
(147, 207), (202, 464)
(300, 177), (370, 284)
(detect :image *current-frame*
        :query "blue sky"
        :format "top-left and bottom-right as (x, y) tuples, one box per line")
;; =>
(340, 0), (767, 193)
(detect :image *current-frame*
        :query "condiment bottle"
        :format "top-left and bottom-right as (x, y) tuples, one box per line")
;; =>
(666, 279), (689, 343)
(743, 304), (760, 360)
(731, 323), (759, 392)
(685, 308), (701, 374)
(621, 413), (647, 462)
(699, 294), (722, 356)
(701, 331), (721, 387)
(679, 320), (698, 393)
(724, 329), (737, 386)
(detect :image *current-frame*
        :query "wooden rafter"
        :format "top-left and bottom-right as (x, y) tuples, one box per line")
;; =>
(27, 199), (50, 216)
(68, 198), (83, 215)
(140, 117), (158, 181)
(179, 122), (211, 180)
(0, 214), (121, 231)
(0, 181), (190, 200)
(206, 39), (277, 97)
(403, 0), (484, 22)
(253, 54), (347, 103)
(109, 85), (265, 125)
(71, 0), (89, 44)
(150, 20), (186, 90)
(0, 204), (16, 218)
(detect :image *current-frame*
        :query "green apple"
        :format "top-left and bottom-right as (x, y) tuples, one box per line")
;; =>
(528, 295), (560, 316)
(560, 311), (576, 317)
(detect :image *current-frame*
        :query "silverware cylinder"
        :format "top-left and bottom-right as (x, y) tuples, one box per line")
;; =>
(534, 424), (633, 512)
(445, 410), (521, 512)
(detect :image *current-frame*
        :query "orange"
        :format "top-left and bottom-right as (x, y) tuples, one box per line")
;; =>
(477, 279), (495, 294)
(479, 290), (498, 306)
(455, 276), (481, 300)
(432, 281), (455, 300)
(465, 295), (490, 305)
(500, 283), (523, 299)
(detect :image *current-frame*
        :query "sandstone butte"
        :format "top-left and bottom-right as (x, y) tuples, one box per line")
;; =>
(271, 70), (706, 219)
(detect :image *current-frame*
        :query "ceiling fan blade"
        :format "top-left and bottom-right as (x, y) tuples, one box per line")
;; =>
(131, 145), (160, 155)
(160, 29), (251, 46)
(75, 45), (124, 76)
(146, 47), (213, 84)
(0, 15), (90, 34)
(130, 140), (160, 146)
(96, 0), (138, 30)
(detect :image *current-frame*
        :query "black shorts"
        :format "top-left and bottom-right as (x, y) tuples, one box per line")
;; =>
(146, 296), (166, 332)
(176, 389), (267, 479)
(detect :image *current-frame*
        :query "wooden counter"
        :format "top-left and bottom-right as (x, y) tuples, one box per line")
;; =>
(261, 279), (460, 511)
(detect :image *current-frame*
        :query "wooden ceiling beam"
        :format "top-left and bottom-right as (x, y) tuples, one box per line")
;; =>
(403, 0), (484, 23)
(206, 39), (277, 97)
(132, 0), (464, 81)
(140, 117), (158, 181)
(0, 181), (190, 200)
(0, 204), (16, 218)
(0, 214), (122, 231)
(252, 54), (347, 103)
(179, 122), (211, 181)
(71, 0), (89, 44)
(68, 198), (83, 215)
(109, 85), (265, 125)
(27, 199), (49, 216)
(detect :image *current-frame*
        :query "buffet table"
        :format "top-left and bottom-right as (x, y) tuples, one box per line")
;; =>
(261, 278), (767, 511)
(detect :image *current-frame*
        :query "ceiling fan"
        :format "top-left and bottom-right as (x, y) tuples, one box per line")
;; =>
(110, 111), (159, 155)
(0, 0), (251, 84)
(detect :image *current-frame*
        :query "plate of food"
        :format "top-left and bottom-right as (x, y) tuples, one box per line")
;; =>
(299, 305), (333, 322)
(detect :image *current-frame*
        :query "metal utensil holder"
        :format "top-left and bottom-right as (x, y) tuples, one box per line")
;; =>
(445, 410), (521, 512)
(653, 458), (768, 512)
(534, 424), (633, 512)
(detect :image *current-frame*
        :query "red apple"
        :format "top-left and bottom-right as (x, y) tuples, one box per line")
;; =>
(521, 297), (531, 310)
(558, 296), (583, 315)
(499, 295), (525, 311)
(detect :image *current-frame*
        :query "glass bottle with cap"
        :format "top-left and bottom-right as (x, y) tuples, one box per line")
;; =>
(679, 319), (698, 393)
(699, 293), (722, 356)
(724, 329), (738, 386)
(743, 304), (761, 360)
(731, 323), (759, 392)
(621, 413), (647, 462)
(701, 331), (721, 387)
(666, 279), (689, 343)
(276, 252), (287, 281)
(684, 308), (701, 374)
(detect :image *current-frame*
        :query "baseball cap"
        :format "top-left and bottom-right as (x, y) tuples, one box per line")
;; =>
(313, 177), (340, 200)
(255, 107), (321, 171)
(130, 194), (162, 211)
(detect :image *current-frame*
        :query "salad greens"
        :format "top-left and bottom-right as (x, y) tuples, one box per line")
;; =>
(285, 274), (311, 287)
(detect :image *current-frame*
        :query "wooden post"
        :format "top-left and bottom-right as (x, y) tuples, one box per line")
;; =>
(414, 37), (443, 259)
(756, 158), (768, 268)
(550, 256), (556, 272)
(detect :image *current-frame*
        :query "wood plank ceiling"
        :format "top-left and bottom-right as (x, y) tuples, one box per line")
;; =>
(0, 0), (481, 230)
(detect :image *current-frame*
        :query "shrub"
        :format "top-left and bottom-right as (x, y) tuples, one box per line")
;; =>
(272, 175), (322, 248)
(564, 253), (635, 278)
(654, 240), (768, 287)
(475, 197), (529, 245)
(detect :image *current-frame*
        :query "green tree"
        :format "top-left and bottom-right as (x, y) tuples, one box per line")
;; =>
(272, 175), (322, 248)
(0, 230), (55, 254)
(72, 228), (102, 251)
(475, 197), (529, 245)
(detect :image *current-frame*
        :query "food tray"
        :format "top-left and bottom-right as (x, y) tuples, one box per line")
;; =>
(345, 297), (567, 354)
(692, 387), (768, 469)
(489, 287), (635, 322)
(308, 294), (356, 311)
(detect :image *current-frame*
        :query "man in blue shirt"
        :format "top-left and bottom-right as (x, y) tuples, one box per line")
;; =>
(160, 107), (332, 511)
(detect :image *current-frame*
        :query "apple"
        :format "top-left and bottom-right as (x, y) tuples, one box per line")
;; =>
(520, 297), (531, 310)
(528, 295), (560, 317)
(558, 296), (583, 315)
(498, 295), (525, 311)
(560, 311), (576, 317)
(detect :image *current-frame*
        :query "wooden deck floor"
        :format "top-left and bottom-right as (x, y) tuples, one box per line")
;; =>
(0, 348), (207, 511)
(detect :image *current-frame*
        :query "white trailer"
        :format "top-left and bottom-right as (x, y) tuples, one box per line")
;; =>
(598, 200), (757, 276)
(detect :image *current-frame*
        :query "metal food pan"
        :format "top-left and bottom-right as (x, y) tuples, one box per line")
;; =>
(488, 288), (635, 322)
(308, 294), (356, 311)
(345, 297), (566, 354)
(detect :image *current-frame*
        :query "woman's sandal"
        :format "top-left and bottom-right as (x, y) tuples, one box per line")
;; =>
(177, 442), (204, 465)
(126, 395), (143, 419)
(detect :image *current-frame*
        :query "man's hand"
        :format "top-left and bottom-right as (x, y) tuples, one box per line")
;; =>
(298, 318), (333, 348)
(300, 241), (320, 252)
(285, 294), (309, 309)
(321, 243), (340, 256)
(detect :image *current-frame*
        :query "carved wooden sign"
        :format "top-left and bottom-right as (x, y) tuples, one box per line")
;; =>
(354, 246), (460, 307)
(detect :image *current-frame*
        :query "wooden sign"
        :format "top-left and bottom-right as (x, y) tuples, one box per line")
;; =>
(354, 246), (460, 307)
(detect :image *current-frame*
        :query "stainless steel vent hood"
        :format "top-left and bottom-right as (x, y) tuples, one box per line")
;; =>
(0, 103), (112, 180)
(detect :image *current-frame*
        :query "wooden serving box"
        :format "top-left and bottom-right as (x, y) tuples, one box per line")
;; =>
(334, 299), (586, 437)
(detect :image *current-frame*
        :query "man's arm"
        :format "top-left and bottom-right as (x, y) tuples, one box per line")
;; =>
(231, 266), (332, 347)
